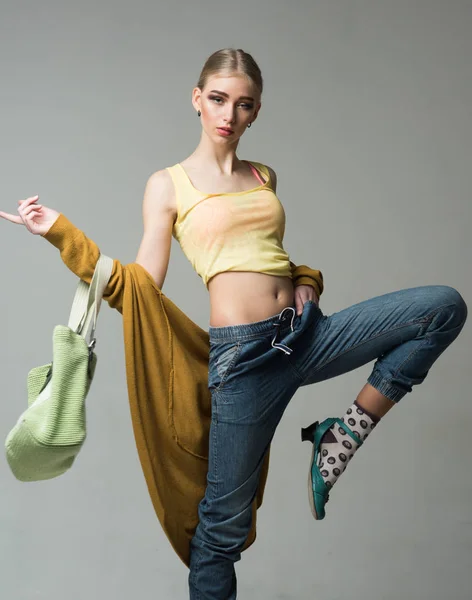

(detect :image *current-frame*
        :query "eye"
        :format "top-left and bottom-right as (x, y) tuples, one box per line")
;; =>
(209, 96), (253, 110)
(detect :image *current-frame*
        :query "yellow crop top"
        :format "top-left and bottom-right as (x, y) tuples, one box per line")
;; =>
(167, 160), (292, 288)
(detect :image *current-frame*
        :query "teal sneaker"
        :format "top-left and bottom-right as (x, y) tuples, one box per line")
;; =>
(301, 417), (363, 520)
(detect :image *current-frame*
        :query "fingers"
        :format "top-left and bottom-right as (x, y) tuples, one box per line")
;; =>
(294, 290), (320, 316)
(0, 195), (41, 227)
(22, 202), (42, 217)
(18, 195), (39, 209)
(0, 211), (23, 225)
(18, 195), (39, 203)
(17, 195), (41, 227)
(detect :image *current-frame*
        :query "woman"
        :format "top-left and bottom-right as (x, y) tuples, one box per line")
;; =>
(1, 48), (468, 600)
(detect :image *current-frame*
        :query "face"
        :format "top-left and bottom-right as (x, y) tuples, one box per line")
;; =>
(192, 74), (261, 141)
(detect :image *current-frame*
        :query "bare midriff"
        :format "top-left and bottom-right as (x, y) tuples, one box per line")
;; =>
(166, 160), (296, 327)
(208, 271), (295, 327)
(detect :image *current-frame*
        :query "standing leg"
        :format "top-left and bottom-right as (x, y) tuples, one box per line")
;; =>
(189, 321), (302, 599)
(188, 402), (273, 599)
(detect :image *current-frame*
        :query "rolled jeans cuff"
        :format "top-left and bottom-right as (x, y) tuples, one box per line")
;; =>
(367, 370), (407, 403)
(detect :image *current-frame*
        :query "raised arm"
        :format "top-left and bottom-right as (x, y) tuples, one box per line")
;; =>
(44, 169), (175, 310)
(1, 169), (176, 312)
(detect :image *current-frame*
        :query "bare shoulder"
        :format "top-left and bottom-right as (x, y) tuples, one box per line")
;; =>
(265, 164), (278, 193)
(143, 168), (177, 218)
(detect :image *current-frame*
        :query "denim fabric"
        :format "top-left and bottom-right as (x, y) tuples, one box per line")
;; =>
(188, 285), (467, 599)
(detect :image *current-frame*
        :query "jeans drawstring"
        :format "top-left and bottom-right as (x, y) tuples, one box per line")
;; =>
(271, 306), (296, 355)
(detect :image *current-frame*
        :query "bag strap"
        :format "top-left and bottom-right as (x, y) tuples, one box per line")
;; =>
(67, 255), (114, 346)
(80, 256), (114, 344)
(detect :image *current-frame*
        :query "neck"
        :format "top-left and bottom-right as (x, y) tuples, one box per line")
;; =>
(187, 131), (243, 175)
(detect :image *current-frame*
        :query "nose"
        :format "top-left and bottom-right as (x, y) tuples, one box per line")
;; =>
(224, 107), (237, 125)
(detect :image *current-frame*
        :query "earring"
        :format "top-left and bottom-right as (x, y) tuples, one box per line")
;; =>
(247, 122), (252, 128)
(197, 110), (201, 117)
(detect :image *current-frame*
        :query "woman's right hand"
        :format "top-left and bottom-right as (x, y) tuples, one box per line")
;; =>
(0, 195), (59, 236)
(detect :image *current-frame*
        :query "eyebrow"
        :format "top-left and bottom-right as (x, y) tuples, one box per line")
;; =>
(209, 90), (255, 101)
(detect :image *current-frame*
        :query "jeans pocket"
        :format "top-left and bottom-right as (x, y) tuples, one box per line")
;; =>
(216, 344), (240, 377)
(211, 343), (242, 392)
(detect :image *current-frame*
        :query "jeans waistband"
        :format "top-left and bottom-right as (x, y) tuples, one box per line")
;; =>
(209, 305), (297, 345)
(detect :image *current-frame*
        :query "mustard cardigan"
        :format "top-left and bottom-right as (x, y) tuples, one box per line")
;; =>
(42, 213), (324, 566)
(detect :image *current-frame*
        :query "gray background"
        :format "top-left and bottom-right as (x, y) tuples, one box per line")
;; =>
(1, 1), (471, 598)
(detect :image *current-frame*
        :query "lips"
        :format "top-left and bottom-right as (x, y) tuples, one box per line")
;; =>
(218, 127), (233, 133)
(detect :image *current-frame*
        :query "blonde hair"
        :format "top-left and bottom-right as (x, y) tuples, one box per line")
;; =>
(196, 48), (263, 96)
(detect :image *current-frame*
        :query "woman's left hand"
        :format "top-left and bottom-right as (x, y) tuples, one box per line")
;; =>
(294, 284), (319, 316)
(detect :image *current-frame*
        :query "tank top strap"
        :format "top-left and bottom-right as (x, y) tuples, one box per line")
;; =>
(166, 163), (202, 225)
(245, 160), (272, 189)
(245, 161), (265, 185)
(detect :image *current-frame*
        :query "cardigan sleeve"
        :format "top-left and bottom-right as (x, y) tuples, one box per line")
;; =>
(290, 261), (324, 298)
(41, 213), (126, 314)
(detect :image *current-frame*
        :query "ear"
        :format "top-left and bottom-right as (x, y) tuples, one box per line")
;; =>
(251, 102), (262, 123)
(191, 87), (203, 113)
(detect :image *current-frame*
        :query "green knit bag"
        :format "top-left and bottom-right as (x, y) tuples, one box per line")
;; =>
(5, 254), (114, 482)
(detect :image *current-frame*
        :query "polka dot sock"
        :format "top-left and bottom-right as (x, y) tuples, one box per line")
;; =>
(317, 400), (381, 490)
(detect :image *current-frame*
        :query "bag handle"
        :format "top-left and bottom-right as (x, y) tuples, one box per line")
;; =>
(67, 255), (114, 346)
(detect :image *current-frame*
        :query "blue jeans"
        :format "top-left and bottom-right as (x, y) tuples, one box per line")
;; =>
(188, 285), (467, 599)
